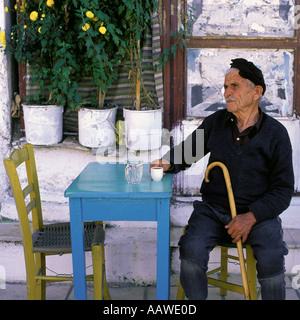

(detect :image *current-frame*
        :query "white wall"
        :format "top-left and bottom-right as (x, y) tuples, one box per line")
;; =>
(0, 0), (12, 202)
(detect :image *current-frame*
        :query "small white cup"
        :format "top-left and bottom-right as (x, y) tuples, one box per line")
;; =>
(151, 167), (164, 181)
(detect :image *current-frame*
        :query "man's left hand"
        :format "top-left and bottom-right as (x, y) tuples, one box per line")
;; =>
(225, 211), (257, 243)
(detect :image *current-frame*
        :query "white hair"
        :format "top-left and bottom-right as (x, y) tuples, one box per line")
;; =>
(225, 68), (256, 89)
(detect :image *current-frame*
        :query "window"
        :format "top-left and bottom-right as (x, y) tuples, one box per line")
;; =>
(161, 0), (300, 129)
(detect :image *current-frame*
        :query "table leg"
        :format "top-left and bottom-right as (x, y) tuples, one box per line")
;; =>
(69, 199), (87, 300)
(156, 199), (170, 300)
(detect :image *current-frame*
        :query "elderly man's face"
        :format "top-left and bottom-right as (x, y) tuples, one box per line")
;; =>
(223, 69), (259, 114)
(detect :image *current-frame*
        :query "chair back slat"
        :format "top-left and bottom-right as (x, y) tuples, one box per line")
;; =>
(23, 183), (34, 199)
(26, 199), (36, 215)
(4, 144), (43, 232)
(24, 145), (43, 232)
(10, 147), (29, 168)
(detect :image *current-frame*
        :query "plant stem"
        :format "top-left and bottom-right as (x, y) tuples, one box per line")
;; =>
(136, 40), (141, 111)
(98, 80), (106, 108)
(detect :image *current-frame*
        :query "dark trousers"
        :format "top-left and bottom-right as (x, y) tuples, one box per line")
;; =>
(179, 201), (288, 300)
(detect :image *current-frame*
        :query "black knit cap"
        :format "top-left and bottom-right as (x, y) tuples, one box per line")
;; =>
(230, 58), (266, 95)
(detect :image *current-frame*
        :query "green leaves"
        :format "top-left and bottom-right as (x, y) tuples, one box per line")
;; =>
(155, 5), (195, 71)
(3, 0), (192, 109)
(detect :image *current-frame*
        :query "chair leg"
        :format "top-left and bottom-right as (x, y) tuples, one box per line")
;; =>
(92, 244), (103, 300)
(27, 275), (37, 300)
(26, 253), (46, 300)
(101, 245), (111, 300)
(25, 252), (38, 300)
(33, 253), (46, 300)
(92, 221), (111, 300)
(92, 242), (111, 300)
(220, 247), (228, 296)
(176, 278), (186, 300)
(246, 245), (257, 300)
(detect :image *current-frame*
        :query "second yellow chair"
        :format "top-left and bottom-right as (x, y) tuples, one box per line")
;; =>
(4, 143), (111, 300)
(176, 241), (259, 300)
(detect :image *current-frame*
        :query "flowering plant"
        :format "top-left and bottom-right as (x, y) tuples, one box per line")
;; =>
(1, 0), (83, 106)
(0, 0), (194, 110)
(0, 0), (127, 108)
(75, 0), (127, 108)
(120, 0), (195, 111)
(122, 0), (158, 110)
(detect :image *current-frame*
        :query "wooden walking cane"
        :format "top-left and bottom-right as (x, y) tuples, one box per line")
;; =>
(205, 161), (251, 300)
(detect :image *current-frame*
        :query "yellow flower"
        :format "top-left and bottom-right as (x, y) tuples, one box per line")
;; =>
(38, 27), (42, 33)
(42, 14), (45, 18)
(14, 3), (25, 12)
(5, 7), (8, 12)
(47, 0), (54, 7)
(30, 11), (38, 21)
(86, 11), (94, 19)
(24, 25), (27, 29)
(0, 30), (6, 43)
(82, 23), (90, 31)
(99, 23), (107, 34)
(0, 30), (6, 48)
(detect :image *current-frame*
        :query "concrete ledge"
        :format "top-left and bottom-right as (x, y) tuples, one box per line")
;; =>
(171, 195), (300, 229)
(0, 222), (174, 284)
(1, 221), (299, 285)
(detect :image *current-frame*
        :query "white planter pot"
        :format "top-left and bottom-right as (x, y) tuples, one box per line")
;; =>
(78, 106), (118, 148)
(23, 104), (63, 145)
(123, 108), (162, 150)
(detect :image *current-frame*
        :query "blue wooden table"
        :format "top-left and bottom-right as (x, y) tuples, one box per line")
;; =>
(64, 162), (172, 300)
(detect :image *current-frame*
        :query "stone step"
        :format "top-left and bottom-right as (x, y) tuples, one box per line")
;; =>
(0, 222), (299, 286)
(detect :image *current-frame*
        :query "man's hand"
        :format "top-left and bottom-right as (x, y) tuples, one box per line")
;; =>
(225, 211), (257, 243)
(150, 159), (171, 174)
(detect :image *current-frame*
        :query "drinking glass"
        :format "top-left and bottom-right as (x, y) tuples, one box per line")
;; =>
(125, 160), (143, 184)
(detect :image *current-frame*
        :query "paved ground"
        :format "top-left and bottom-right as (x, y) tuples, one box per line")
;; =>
(1, 274), (299, 300)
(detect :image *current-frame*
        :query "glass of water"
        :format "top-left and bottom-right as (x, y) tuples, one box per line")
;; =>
(125, 160), (143, 184)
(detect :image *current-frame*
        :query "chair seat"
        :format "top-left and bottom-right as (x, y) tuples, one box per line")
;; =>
(218, 242), (247, 249)
(32, 222), (104, 254)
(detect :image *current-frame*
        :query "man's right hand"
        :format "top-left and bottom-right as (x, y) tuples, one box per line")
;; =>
(150, 159), (171, 174)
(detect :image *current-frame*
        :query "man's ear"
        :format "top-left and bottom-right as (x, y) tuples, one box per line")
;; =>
(254, 85), (263, 100)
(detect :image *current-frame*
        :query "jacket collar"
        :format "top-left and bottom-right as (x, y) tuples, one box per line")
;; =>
(224, 107), (263, 132)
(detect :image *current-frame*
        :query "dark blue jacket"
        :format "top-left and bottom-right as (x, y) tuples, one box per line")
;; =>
(164, 109), (294, 222)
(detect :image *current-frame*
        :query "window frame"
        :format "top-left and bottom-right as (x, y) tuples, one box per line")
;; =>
(160, 0), (300, 130)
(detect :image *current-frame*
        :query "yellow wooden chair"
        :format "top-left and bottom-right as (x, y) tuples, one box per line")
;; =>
(176, 241), (259, 300)
(177, 161), (259, 300)
(3, 143), (111, 300)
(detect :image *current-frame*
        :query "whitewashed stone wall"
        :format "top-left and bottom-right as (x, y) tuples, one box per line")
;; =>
(0, 0), (12, 203)
(189, 0), (296, 37)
